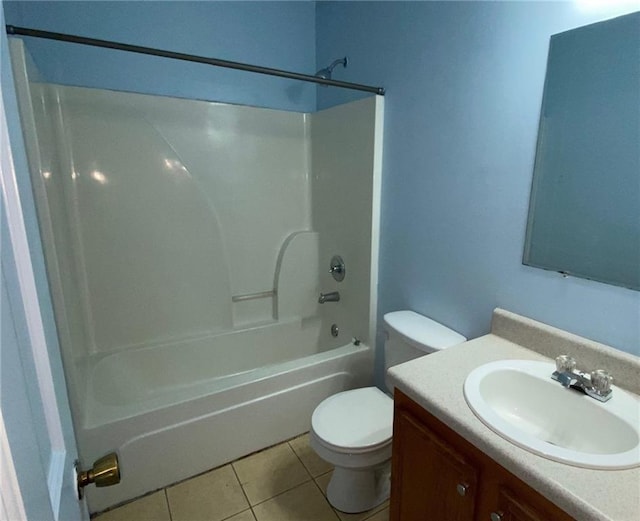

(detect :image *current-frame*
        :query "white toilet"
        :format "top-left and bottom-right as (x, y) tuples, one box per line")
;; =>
(310, 310), (466, 513)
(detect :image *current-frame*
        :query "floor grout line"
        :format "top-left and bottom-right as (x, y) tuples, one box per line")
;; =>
(288, 439), (344, 521)
(163, 489), (174, 521)
(218, 506), (255, 521)
(315, 469), (332, 496)
(309, 475), (341, 520)
(288, 436), (315, 479)
(230, 462), (253, 511)
(246, 474), (315, 508)
(234, 439), (316, 509)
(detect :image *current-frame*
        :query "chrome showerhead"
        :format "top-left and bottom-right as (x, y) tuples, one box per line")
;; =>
(315, 57), (348, 81)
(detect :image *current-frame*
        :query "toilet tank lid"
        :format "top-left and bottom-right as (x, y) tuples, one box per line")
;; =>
(383, 310), (466, 351)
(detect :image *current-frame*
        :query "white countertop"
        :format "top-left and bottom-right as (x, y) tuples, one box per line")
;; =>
(387, 312), (640, 521)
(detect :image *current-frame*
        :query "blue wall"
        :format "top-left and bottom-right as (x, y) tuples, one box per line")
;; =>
(3, 1), (317, 111)
(316, 1), (639, 377)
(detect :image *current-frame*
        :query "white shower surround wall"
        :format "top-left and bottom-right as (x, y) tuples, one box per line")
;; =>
(32, 82), (313, 355)
(10, 40), (383, 511)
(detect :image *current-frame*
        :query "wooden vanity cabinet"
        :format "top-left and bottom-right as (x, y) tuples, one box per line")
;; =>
(392, 407), (479, 520)
(390, 390), (575, 521)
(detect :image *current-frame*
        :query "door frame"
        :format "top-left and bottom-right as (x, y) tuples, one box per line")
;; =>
(0, 17), (87, 520)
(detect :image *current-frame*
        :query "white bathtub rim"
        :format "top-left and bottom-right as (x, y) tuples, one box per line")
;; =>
(83, 342), (371, 429)
(88, 316), (331, 408)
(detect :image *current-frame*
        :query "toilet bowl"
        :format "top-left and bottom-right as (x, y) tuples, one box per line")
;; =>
(310, 387), (392, 513)
(310, 310), (466, 513)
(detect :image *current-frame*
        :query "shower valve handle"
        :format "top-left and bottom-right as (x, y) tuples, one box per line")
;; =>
(328, 255), (346, 282)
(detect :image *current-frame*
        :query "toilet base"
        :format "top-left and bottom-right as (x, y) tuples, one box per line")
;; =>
(326, 461), (391, 514)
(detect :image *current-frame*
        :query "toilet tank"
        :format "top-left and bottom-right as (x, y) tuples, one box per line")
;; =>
(383, 310), (466, 375)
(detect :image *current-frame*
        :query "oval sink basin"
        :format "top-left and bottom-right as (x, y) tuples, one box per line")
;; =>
(464, 360), (640, 469)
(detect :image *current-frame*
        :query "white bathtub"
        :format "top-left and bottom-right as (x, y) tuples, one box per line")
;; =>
(80, 320), (372, 512)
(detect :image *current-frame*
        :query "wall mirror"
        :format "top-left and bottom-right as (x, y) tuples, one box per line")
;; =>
(523, 12), (639, 291)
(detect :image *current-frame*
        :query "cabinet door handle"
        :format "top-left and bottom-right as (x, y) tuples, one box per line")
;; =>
(490, 512), (504, 521)
(456, 483), (469, 496)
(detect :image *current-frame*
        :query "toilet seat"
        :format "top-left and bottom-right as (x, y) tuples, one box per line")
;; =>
(311, 387), (393, 454)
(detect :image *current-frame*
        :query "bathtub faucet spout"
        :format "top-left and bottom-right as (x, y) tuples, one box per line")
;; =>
(318, 291), (340, 304)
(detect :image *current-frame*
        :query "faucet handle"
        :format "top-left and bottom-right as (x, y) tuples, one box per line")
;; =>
(590, 369), (613, 394)
(555, 355), (576, 373)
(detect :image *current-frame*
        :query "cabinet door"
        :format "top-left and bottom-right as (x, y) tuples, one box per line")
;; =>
(391, 409), (478, 521)
(488, 487), (552, 521)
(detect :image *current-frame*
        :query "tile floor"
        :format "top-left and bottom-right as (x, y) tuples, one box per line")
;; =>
(94, 434), (389, 521)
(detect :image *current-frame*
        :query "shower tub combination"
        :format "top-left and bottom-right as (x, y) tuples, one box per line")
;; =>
(11, 39), (384, 511)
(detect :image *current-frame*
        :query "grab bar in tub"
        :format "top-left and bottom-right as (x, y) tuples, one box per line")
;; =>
(232, 290), (276, 303)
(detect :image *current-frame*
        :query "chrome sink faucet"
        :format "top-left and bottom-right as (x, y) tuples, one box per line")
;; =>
(551, 355), (613, 402)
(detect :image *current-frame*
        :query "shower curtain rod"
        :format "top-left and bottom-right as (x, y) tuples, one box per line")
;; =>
(6, 25), (386, 96)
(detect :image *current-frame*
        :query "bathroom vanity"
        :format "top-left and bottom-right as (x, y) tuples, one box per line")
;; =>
(391, 389), (573, 520)
(388, 309), (640, 521)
